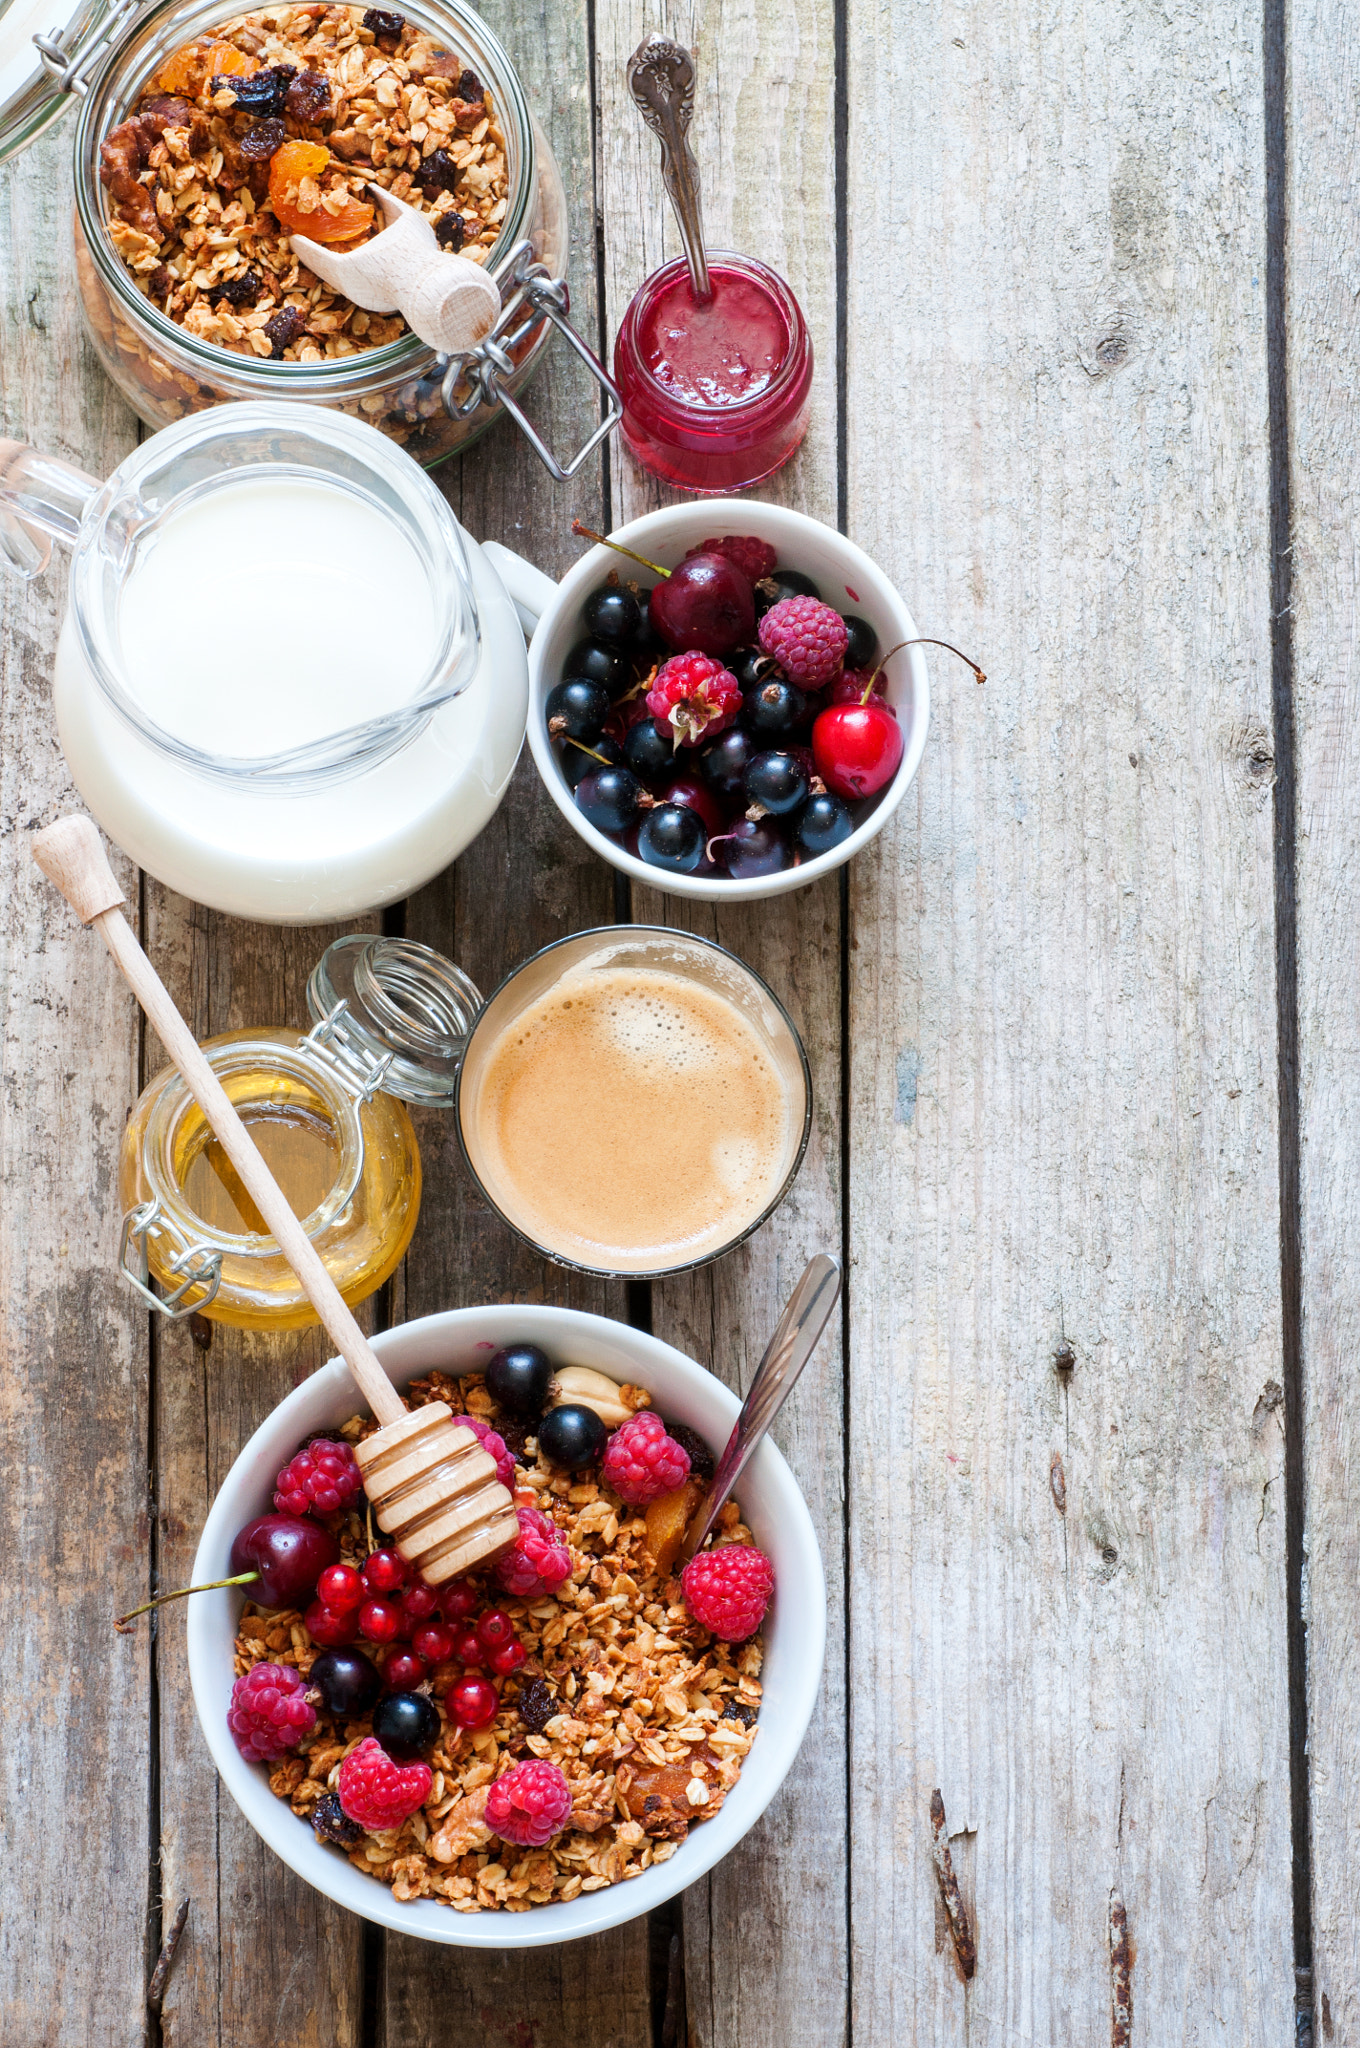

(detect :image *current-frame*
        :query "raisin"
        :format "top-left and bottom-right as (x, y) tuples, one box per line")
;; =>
(419, 148), (459, 196)
(212, 63), (296, 118)
(433, 211), (466, 251)
(208, 268), (262, 307)
(238, 118), (285, 162)
(362, 7), (405, 45)
(722, 1700), (756, 1728)
(147, 264), (174, 299)
(285, 68), (331, 124)
(457, 68), (482, 100)
(516, 1677), (556, 1734)
(311, 1792), (364, 1848)
(495, 1414), (528, 1458)
(664, 1421), (715, 1481)
(264, 304), (306, 356)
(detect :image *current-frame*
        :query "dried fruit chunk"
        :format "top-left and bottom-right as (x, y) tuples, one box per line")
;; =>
(263, 305), (306, 356)
(153, 38), (256, 95)
(643, 1477), (705, 1579)
(285, 67), (332, 125)
(268, 139), (373, 243)
(213, 63), (296, 119)
(362, 7), (405, 47)
(207, 268), (263, 307)
(621, 1748), (720, 1837)
(238, 118), (286, 163)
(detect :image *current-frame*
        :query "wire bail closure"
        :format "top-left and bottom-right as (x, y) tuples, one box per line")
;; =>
(119, 1197), (223, 1318)
(33, 0), (140, 97)
(441, 240), (622, 480)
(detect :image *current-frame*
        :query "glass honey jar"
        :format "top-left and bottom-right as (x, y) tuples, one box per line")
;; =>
(117, 934), (480, 1329)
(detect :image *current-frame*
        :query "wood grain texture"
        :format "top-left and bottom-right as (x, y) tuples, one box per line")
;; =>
(597, 2), (848, 2043)
(844, 1), (1292, 2041)
(1283, 0), (1360, 2033)
(0, 125), (148, 2048)
(147, 900), (368, 2048)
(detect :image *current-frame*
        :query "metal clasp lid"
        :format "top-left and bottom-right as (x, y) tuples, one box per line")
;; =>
(119, 1198), (223, 1319)
(441, 240), (623, 482)
(33, 0), (139, 98)
(305, 935), (482, 1108)
(301, 1003), (395, 1104)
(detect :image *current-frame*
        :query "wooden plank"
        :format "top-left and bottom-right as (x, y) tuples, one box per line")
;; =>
(376, 0), (651, 2032)
(597, 1), (848, 2042)
(1283, 1), (1360, 2035)
(0, 127), (150, 2046)
(844, 2), (1293, 2041)
(147, 902), (369, 2048)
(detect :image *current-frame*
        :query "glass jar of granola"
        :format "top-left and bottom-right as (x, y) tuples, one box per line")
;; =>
(59, 0), (613, 472)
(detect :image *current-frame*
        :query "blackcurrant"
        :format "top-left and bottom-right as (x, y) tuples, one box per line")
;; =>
(537, 1403), (607, 1469)
(545, 677), (610, 741)
(372, 1690), (441, 1762)
(699, 728), (757, 803)
(742, 679), (810, 741)
(560, 734), (623, 790)
(744, 751), (808, 816)
(796, 791), (855, 855)
(638, 802), (706, 873)
(841, 614), (878, 669)
(731, 646), (776, 693)
(582, 584), (641, 644)
(561, 638), (628, 696)
(713, 817), (790, 878)
(486, 1342), (554, 1419)
(628, 624), (669, 676)
(753, 567), (820, 617)
(624, 717), (676, 783)
(309, 1647), (382, 1716)
(575, 765), (643, 834)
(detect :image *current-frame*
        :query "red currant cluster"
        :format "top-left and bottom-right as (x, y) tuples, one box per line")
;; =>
(305, 1551), (525, 1729)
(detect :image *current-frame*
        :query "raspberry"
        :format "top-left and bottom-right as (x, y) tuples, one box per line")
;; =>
(600, 1412), (692, 1505)
(646, 652), (743, 750)
(681, 1544), (774, 1642)
(493, 1504), (573, 1598)
(460, 1415), (514, 1490)
(227, 1662), (317, 1763)
(686, 536), (778, 584)
(757, 596), (849, 687)
(273, 1439), (362, 1518)
(484, 1760), (573, 1847)
(337, 1736), (432, 1831)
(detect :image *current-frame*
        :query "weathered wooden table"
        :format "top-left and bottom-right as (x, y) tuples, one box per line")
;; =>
(3, 0), (1354, 2038)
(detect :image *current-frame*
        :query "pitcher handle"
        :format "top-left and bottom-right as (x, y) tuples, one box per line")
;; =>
(0, 440), (100, 581)
(481, 542), (559, 639)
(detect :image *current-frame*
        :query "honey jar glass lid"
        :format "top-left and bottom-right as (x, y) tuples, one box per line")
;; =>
(306, 935), (482, 1108)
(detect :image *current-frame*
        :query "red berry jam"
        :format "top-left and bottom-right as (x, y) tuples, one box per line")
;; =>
(614, 254), (813, 494)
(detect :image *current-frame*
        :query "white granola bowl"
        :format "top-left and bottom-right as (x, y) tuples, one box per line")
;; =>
(186, 1304), (825, 1945)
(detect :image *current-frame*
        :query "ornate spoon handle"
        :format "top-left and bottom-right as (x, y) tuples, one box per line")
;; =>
(627, 33), (711, 300)
(679, 1254), (842, 1565)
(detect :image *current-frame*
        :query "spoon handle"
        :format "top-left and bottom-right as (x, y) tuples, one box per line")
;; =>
(679, 1253), (842, 1565)
(627, 33), (711, 300)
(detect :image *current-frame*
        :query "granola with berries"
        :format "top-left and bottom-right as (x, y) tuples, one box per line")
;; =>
(228, 1362), (773, 1912)
(100, 4), (508, 363)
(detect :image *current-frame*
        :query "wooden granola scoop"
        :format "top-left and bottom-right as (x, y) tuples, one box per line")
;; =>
(290, 184), (500, 354)
(31, 814), (518, 1585)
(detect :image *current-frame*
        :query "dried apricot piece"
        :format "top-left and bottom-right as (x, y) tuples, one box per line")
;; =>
(153, 38), (256, 95)
(643, 1477), (705, 1579)
(268, 139), (373, 242)
(205, 41), (260, 77)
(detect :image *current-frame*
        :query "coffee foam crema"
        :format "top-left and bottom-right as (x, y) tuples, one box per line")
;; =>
(466, 965), (793, 1272)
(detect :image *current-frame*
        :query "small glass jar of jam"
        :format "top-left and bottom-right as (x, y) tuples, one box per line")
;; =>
(613, 252), (813, 494)
(117, 935), (479, 1329)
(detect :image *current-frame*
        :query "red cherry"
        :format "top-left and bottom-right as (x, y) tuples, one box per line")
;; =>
(811, 702), (905, 799)
(660, 776), (726, 839)
(450, 1624), (484, 1667)
(411, 1622), (456, 1665)
(400, 1581), (439, 1624)
(824, 669), (894, 711)
(489, 1639), (527, 1675)
(304, 1599), (359, 1647)
(362, 1548), (407, 1594)
(228, 1514), (338, 1608)
(383, 1649), (428, 1690)
(358, 1597), (403, 1644)
(440, 1581), (478, 1622)
(649, 555), (755, 657)
(475, 1609), (515, 1652)
(448, 1674), (499, 1729)
(318, 1563), (365, 1613)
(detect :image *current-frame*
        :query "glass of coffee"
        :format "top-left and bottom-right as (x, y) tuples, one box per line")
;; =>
(455, 926), (811, 1277)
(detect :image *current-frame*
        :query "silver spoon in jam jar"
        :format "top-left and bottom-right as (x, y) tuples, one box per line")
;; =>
(627, 32), (711, 300)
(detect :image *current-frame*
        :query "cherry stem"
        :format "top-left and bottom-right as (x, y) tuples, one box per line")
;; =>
(860, 637), (986, 705)
(115, 1569), (258, 1633)
(564, 737), (615, 769)
(570, 520), (670, 580)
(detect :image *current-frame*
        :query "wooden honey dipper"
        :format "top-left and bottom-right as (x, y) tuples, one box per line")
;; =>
(32, 814), (519, 1585)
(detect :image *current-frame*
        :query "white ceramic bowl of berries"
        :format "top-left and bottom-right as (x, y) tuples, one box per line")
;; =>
(184, 1304), (824, 1946)
(485, 500), (940, 898)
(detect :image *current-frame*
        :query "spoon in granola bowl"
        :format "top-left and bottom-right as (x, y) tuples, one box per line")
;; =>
(677, 1252), (841, 1566)
(289, 183), (501, 354)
